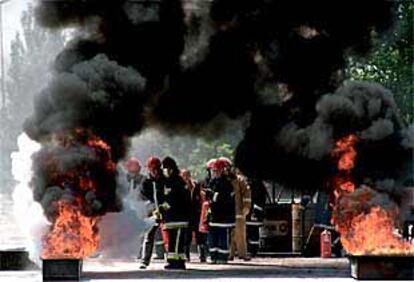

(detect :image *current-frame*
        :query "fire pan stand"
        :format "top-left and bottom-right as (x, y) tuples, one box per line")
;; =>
(349, 255), (414, 280)
(42, 259), (82, 281)
(0, 249), (32, 270)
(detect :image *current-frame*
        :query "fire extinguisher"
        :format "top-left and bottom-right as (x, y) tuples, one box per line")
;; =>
(160, 223), (169, 252)
(320, 229), (332, 258)
(199, 201), (210, 234)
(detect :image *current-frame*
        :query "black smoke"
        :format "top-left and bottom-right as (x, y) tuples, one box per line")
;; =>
(236, 81), (413, 192)
(24, 0), (411, 215)
(30, 129), (118, 220)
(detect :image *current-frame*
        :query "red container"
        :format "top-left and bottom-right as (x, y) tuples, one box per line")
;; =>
(199, 201), (210, 233)
(320, 229), (332, 258)
(160, 223), (169, 251)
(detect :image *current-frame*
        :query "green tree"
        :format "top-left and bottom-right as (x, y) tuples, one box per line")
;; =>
(130, 128), (242, 180)
(346, 1), (413, 124)
(0, 4), (65, 192)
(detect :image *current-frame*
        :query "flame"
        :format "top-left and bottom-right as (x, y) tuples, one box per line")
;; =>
(331, 134), (357, 196)
(40, 128), (116, 259)
(342, 206), (414, 255)
(331, 134), (414, 255)
(42, 201), (99, 259)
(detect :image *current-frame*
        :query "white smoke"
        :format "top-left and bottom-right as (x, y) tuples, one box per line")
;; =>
(97, 165), (154, 259)
(11, 133), (49, 266)
(11, 133), (154, 262)
(98, 199), (154, 259)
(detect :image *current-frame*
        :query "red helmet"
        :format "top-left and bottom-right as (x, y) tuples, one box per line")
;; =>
(218, 157), (232, 167)
(146, 156), (161, 170)
(206, 158), (217, 170)
(213, 159), (228, 170)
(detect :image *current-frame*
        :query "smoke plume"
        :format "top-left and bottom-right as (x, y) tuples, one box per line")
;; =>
(23, 1), (412, 235)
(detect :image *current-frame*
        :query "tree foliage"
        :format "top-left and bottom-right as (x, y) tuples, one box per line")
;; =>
(346, 1), (413, 124)
(0, 4), (65, 192)
(1, 2), (412, 189)
(130, 128), (242, 180)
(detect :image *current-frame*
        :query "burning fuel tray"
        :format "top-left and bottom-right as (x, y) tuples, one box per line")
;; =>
(42, 259), (82, 281)
(349, 255), (414, 280)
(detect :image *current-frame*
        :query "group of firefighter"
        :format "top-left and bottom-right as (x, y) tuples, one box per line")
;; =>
(124, 155), (267, 270)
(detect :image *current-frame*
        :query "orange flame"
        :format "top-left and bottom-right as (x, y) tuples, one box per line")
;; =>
(42, 201), (100, 259)
(342, 206), (414, 255)
(40, 129), (116, 259)
(331, 134), (414, 255)
(331, 134), (357, 196)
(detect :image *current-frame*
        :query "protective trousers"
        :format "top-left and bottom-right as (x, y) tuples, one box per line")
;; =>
(208, 226), (231, 263)
(185, 229), (208, 261)
(155, 227), (166, 259)
(166, 227), (187, 268)
(246, 224), (260, 257)
(141, 224), (163, 266)
(230, 218), (247, 258)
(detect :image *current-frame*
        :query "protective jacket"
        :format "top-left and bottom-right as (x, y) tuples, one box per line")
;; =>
(188, 181), (204, 229)
(207, 176), (235, 227)
(141, 174), (166, 219)
(246, 179), (267, 225)
(162, 175), (191, 229)
(230, 174), (251, 220)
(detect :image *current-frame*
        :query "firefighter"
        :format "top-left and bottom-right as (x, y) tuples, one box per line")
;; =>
(220, 158), (251, 261)
(181, 169), (208, 263)
(161, 157), (191, 270)
(246, 178), (267, 257)
(139, 156), (166, 269)
(124, 157), (145, 197)
(206, 158), (235, 264)
(123, 157), (146, 259)
(204, 158), (217, 188)
(198, 160), (216, 244)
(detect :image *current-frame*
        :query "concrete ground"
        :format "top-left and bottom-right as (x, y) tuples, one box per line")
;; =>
(0, 256), (352, 282)
(1, 194), (353, 281)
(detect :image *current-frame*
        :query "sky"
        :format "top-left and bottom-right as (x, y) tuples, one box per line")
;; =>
(3, 0), (30, 65)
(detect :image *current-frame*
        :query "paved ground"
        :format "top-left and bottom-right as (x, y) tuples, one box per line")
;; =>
(1, 193), (353, 281)
(0, 257), (351, 282)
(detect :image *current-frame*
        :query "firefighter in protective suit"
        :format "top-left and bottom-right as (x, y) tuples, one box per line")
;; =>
(206, 159), (235, 264)
(161, 157), (191, 270)
(125, 157), (145, 193)
(139, 157), (166, 269)
(124, 157), (146, 259)
(181, 169), (208, 263)
(220, 158), (251, 261)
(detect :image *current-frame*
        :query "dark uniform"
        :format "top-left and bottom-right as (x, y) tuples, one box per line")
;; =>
(207, 175), (235, 263)
(162, 157), (191, 269)
(140, 174), (166, 268)
(246, 179), (267, 257)
(185, 181), (208, 262)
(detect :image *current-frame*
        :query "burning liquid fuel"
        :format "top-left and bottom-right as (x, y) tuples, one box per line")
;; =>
(331, 135), (414, 255)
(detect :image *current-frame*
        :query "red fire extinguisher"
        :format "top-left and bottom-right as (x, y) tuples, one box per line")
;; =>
(320, 229), (332, 258)
(160, 223), (169, 252)
(199, 201), (210, 234)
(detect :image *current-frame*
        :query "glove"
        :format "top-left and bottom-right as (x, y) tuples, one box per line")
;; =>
(152, 209), (161, 220)
(159, 202), (171, 211)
